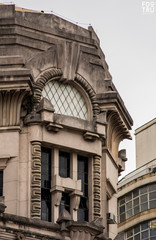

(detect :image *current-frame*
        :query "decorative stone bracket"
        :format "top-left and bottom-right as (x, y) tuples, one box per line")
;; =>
(0, 155), (12, 170)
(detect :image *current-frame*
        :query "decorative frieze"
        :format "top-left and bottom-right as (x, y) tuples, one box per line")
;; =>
(31, 141), (41, 219)
(93, 155), (101, 219)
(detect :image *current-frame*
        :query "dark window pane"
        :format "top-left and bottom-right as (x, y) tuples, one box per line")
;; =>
(120, 213), (126, 223)
(119, 197), (125, 205)
(41, 189), (51, 221)
(78, 155), (88, 195)
(77, 197), (88, 221)
(126, 193), (132, 202)
(59, 151), (70, 178)
(133, 189), (139, 198)
(120, 205), (125, 214)
(150, 200), (156, 209)
(59, 192), (70, 213)
(141, 231), (148, 239)
(140, 194), (147, 203)
(127, 228), (133, 237)
(140, 185), (147, 194)
(150, 228), (156, 236)
(78, 155), (88, 221)
(41, 148), (51, 222)
(133, 197), (139, 207)
(0, 171), (3, 196)
(126, 201), (132, 210)
(134, 233), (140, 240)
(126, 209), (132, 218)
(149, 183), (156, 192)
(141, 202), (148, 212)
(41, 148), (51, 188)
(141, 222), (148, 230)
(134, 206), (140, 215)
(149, 192), (156, 200)
(134, 225), (140, 234)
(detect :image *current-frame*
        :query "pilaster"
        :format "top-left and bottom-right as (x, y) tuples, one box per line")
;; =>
(31, 141), (41, 219)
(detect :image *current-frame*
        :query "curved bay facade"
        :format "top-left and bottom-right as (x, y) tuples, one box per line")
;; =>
(117, 119), (156, 240)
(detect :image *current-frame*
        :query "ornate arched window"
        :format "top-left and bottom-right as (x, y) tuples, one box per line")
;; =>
(42, 80), (88, 120)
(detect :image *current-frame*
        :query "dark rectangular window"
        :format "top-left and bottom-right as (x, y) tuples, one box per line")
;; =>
(77, 155), (88, 221)
(41, 148), (51, 222)
(0, 171), (3, 196)
(59, 151), (70, 178)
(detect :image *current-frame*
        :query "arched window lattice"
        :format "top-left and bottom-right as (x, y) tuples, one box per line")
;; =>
(42, 80), (88, 120)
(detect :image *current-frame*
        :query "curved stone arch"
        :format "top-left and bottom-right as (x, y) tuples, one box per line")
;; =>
(34, 68), (100, 120)
(74, 74), (100, 120)
(34, 68), (63, 108)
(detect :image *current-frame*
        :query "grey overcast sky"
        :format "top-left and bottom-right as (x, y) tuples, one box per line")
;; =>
(1, 0), (156, 177)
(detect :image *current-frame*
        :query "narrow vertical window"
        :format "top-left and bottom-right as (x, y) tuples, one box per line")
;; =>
(59, 151), (70, 178)
(77, 155), (88, 221)
(41, 148), (51, 221)
(59, 192), (70, 214)
(0, 171), (3, 196)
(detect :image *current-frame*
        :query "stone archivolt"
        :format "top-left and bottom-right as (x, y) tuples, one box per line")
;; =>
(74, 74), (100, 120)
(34, 68), (63, 108)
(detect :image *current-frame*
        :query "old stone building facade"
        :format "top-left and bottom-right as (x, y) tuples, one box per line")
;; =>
(117, 119), (156, 239)
(0, 4), (133, 240)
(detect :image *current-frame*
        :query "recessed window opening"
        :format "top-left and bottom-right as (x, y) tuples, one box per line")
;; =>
(77, 155), (89, 221)
(59, 151), (70, 178)
(41, 148), (51, 222)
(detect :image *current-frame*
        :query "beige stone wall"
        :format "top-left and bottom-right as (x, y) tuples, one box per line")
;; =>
(0, 130), (20, 215)
(135, 118), (156, 168)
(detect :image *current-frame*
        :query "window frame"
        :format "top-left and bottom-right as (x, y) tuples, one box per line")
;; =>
(41, 80), (92, 121)
(118, 183), (156, 223)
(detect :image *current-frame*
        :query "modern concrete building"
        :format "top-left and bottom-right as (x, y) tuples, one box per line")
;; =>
(117, 119), (156, 240)
(0, 4), (133, 240)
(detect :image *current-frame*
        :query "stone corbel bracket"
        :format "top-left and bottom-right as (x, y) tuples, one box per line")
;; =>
(83, 131), (100, 141)
(0, 155), (13, 170)
(46, 123), (63, 132)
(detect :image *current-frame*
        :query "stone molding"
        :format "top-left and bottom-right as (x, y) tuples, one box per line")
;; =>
(74, 74), (100, 120)
(93, 155), (101, 219)
(31, 141), (41, 219)
(34, 68), (63, 108)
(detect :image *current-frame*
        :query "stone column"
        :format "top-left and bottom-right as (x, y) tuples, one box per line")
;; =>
(93, 155), (101, 219)
(31, 141), (41, 219)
